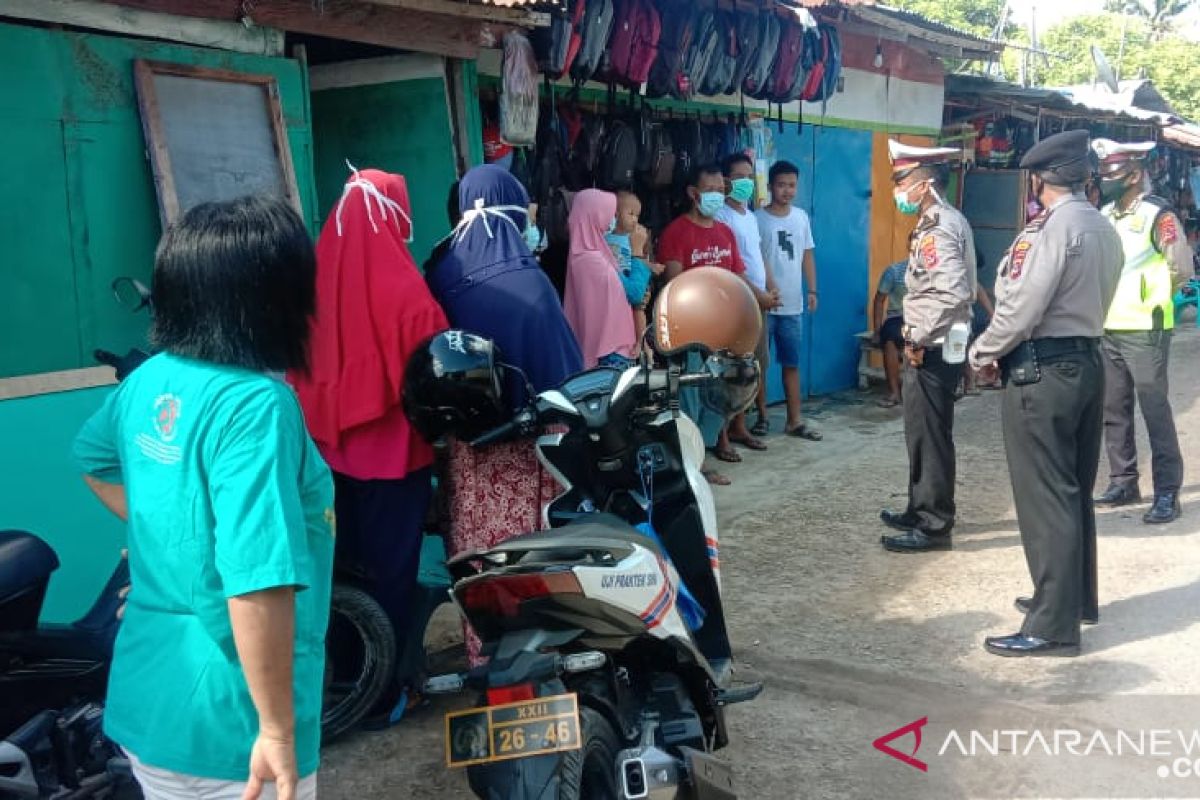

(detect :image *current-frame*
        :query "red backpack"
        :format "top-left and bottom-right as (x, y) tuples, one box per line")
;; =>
(609, 0), (662, 87)
(532, 0), (587, 80)
(800, 25), (829, 102)
(767, 18), (806, 104)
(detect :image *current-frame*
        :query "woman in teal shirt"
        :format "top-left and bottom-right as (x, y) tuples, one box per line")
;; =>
(74, 196), (333, 800)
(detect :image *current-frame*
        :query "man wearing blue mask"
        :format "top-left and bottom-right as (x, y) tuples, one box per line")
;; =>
(659, 164), (751, 484)
(880, 140), (977, 553)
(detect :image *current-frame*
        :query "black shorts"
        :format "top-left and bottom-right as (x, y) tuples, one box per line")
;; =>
(880, 316), (904, 347)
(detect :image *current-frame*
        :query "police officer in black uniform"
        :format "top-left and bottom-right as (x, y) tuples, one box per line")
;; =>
(969, 130), (1123, 657)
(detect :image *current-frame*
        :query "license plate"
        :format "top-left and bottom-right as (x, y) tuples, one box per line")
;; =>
(444, 692), (581, 768)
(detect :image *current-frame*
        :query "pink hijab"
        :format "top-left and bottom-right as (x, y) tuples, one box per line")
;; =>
(563, 189), (637, 367)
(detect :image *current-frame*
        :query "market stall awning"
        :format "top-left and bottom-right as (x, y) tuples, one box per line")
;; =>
(839, 3), (1005, 61)
(945, 74), (1179, 127)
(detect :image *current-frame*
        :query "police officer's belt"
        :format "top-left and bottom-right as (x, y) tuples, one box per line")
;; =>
(1001, 337), (1097, 386)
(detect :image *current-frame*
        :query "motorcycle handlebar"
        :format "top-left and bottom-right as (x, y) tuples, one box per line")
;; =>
(469, 408), (538, 449)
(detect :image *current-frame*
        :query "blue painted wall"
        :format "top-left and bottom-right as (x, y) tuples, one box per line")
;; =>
(762, 124), (872, 401)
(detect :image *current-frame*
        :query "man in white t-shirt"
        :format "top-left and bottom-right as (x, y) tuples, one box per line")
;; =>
(716, 153), (778, 450)
(755, 159), (821, 440)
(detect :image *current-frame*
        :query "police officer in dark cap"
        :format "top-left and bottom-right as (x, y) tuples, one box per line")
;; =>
(969, 129), (1123, 657)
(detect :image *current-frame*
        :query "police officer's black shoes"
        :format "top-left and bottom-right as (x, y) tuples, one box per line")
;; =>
(1143, 493), (1181, 524)
(984, 634), (1080, 658)
(1014, 596), (1098, 625)
(880, 509), (922, 532)
(881, 529), (951, 553)
(1095, 483), (1142, 507)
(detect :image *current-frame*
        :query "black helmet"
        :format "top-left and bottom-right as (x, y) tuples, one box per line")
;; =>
(403, 330), (507, 442)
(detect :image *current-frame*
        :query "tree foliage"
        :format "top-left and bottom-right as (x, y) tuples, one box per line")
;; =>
(1103, 0), (1196, 37)
(1037, 13), (1200, 120)
(892, 0), (1013, 39)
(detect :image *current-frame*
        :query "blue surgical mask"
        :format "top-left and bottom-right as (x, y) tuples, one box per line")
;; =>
(730, 177), (755, 205)
(699, 191), (725, 218)
(607, 217), (617, 234)
(523, 223), (544, 252)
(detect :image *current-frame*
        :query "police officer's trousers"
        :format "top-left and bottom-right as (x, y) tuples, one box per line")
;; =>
(1004, 346), (1102, 645)
(1102, 330), (1183, 496)
(902, 348), (961, 533)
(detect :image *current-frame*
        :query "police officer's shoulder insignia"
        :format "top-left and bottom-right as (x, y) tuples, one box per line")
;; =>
(1023, 211), (1048, 234)
(1156, 213), (1179, 246)
(919, 233), (939, 270)
(1009, 239), (1033, 280)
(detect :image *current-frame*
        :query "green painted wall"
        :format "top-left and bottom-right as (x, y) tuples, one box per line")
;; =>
(0, 22), (317, 621)
(1, 386), (124, 622)
(312, 77), (460, 267)
(0, 22), (317, 379)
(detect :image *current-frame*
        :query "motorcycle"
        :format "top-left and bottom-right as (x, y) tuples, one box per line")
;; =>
(422, 342), (763, 799)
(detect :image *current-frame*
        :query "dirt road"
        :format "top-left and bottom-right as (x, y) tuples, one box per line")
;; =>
(321, 324), (1200, 799)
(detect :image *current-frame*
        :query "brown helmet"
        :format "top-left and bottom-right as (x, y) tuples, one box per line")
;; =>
(652, 267), (762, 357)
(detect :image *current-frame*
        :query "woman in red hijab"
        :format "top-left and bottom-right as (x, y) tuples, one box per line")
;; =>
(289, 169), (447, 696)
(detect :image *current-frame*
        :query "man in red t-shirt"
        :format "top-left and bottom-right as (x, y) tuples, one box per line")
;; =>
(658, 164), (767, 485)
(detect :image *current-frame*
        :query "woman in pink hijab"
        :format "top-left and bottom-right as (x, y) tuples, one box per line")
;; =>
(564, 189), (638, 368)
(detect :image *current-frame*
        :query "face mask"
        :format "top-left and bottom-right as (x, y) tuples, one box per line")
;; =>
(893, 188), (921, 216)
(1100, 177), (1128, 204)
(729, 177), (755, 205)
(523, 223), (543, 252)
(607, 217), (617, 234)
(698, 191), (725, 218)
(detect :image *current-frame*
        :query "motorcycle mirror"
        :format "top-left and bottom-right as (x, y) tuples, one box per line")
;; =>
(111, 276), (151, 313)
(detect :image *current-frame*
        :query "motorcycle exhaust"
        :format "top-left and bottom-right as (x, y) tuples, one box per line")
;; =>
(617, 745), (736, 800)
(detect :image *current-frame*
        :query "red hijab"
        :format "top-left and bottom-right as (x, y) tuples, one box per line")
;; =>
(291, 169), (448, 455)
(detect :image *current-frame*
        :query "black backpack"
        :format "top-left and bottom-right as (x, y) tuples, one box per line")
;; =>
(643, 122), (676, 188)
(571, 0), (616, 84)
(533, 116), (567, 205)
(699, 12), (738, 96)
(648, 0), (699, 99)
(726, 11), (762, 95)
(668, 118), (703, 187)
(598, 120), (639, 190)
(539, 188), (572, 250)
(565, 113), (606, 190)
(742, 11), (781, 100)
(682, 10), (722, 97)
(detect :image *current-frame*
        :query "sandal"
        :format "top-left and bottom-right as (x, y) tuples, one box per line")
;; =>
(876, 396), (900, 409)
(702, 469), (732, 486)
(786, 424), (823, 441)
(750, 417), (770, 436)
(728, 434), (768, 451)
(711, 446), (742, 464)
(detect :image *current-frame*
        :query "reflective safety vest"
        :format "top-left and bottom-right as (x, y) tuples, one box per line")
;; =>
(1103, 196), (1175, 331)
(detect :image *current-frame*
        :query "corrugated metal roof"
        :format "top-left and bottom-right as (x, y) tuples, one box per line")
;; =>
(846, 4), (1004, 57)
(946, 74), (1177, 126)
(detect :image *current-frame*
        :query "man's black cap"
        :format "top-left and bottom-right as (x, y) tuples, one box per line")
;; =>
(1019, 130), (1093, 184)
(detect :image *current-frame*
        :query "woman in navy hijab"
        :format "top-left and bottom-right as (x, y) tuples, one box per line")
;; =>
(426, 164), (582, 664)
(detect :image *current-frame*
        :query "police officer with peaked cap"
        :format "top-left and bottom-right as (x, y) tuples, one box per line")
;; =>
(880, 140), (978, 553)
(970, 129), (1123, 657)
(1090, 138), (1192, 524)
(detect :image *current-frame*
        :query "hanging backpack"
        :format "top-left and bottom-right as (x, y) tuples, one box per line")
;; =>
(533, 115), (567, 205)
(539, 188), (572, 250)
(700, 12), (739, 96)
(742, 12), (781, 100)
(499, 32), (540, 147)
(766, 18), (806, 105)
(669, 118), (703, 187)
(609, 0), (663, 87)
(532, 0), (586, 79)
(571, 0), (616, 84)
(800, 24), (827, 102)
(565, 112), (606, 190)
(715, 118), (740, 160)
(599, 119), (639, 190)
(682, 10), (722, 97)
(807, 24), (842, 103)
(726, 11), (762, 95)
(646, 123), (676, 187)
(648, 0), (699, 99)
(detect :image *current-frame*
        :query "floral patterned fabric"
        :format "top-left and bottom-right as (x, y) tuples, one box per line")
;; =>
(447, 437), (562, 665)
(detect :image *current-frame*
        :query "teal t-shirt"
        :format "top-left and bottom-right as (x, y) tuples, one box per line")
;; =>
(73, 353), (334, 781)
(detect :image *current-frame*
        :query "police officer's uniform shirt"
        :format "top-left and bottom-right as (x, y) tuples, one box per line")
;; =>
(970, 194), (1123, 370)
(1105, 196), (1193, 286)
(902, 200), (977, 347)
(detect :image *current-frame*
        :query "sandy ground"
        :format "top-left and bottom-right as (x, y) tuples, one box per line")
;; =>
(320, 323), (1200, 799)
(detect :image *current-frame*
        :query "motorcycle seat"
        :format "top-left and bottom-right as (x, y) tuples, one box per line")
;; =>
(0, 530), (59, 603)
(448, 514), (663, 567)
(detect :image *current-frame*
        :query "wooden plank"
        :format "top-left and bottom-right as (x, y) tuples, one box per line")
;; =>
(362, 0), (550, 27)
(133, 58), (181, 226)
(102, 0), (483, 59)
(0, 367), (115, 401)
(0, 0), (284, 55)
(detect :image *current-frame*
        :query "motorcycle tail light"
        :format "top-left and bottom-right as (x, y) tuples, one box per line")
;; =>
(486, 683), (536, 706)
(458, 571), (583, 618)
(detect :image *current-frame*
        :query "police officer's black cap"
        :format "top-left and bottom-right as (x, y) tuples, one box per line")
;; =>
(1019, 130), (1093, 184)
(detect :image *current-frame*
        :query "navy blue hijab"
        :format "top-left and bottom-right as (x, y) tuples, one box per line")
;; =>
(427, 165), (582, 409)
